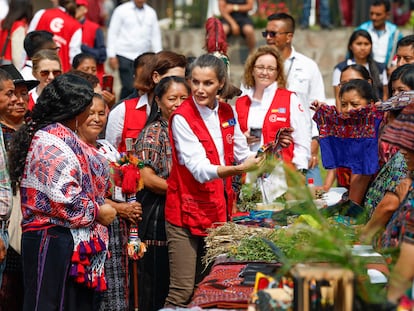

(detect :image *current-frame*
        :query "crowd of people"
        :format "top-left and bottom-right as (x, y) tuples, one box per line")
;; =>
(0, 0), (414, 310)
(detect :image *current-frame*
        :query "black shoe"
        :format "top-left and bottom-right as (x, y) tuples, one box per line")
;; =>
(300, 24), (309, 30)
(321, 24), (333, 30)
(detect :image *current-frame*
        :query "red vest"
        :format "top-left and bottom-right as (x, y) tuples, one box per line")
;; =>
(35, 8), (81, 72)
(235, 88), (294, 162)
(119, 97), (147, 152)
(81, 19), (104, 81)
(165, 98), (235, 236)
(28, 92), (35, 111)
(0, 20), (27, 62)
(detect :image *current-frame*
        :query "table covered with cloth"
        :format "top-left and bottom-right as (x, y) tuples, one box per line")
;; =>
(188, 257), (280, 309)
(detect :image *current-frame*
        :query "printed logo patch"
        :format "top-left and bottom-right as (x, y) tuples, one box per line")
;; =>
(269, 114), (277, 122)
(226, 133), (233, 144)
(222, 118), (237, 128)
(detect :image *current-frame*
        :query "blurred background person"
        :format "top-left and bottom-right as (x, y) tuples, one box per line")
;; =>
(332, 29), (388, 107)
(0, 0), (33, 69)
(29, 0), (82, 72)
(20, 30), (58, 80)
(72, 52), (115, 108)
(300, 0), (333, 29)
(106, 0), (162, 99)
(75, 0), (107, 82)
(218, 0), (256, 53)
(356, 0), (403, 70)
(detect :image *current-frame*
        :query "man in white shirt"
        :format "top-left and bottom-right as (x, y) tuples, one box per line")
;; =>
(106, 0), (162, 99)
(263, 12), (326, 186)
(357, 0), (402, 69)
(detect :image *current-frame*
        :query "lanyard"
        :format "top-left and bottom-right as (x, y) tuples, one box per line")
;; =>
(286, 56), (295, 80)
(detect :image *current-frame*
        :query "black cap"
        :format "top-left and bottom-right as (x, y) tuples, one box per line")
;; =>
(0, 64), (39, 91)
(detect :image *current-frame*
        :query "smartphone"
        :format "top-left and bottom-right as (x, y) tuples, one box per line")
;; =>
(250, 128), (262, 138)
(102, 74), (114, 93)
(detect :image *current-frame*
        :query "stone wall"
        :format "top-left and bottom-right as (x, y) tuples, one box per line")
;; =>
(161, 28), (411, 99)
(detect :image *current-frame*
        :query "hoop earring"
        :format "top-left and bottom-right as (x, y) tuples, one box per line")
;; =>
(75, 118), (78, 134)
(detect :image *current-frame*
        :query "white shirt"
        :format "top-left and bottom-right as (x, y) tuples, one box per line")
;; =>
(171, 97), (252, 184)
(0, 0), (9, 20)
(364, 28), (389, 64)
(20, 60), (36, 81)
(29, 87), (39, 105)
(96, 139), (120, 163)
(285, 47), (326, 138)
(105, 93), (151, 149)
(242, 82), (311, 170)
(28, 7), (82, 66)
(106, 2), (162, 60)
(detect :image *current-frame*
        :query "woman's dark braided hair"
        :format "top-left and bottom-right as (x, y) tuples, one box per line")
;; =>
(8, 73), (94, 188)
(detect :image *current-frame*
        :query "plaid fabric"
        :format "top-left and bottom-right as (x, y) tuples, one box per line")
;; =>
(0, 125), (12, 221)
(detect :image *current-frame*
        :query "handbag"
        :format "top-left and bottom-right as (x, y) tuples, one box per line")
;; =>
(8, 189), (22, 254)
(0, 30), (11, 65)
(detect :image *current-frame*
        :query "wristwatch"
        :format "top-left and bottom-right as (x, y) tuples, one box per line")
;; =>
(233, 4), (239, 12)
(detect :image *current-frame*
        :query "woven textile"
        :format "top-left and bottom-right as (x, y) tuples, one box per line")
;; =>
(188, 262), (253, 309)
(99, 217), (130, 311)
(313, 105), (382, 175)
(20, 123), (110, 291)
(382, 103), (414, 153)
(364, 151), (408, 218)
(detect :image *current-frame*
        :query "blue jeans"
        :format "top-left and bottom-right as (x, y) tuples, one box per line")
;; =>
(306, 165), (323, 186)
(301, 0), (331, 27)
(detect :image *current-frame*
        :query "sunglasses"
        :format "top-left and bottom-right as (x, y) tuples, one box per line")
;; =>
(261, 31), (291, 38)
(39, 70), (62, 78)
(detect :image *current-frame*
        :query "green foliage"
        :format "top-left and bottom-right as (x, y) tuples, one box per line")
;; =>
(231, 164), (388, 305)
(239, 183), (263, 211)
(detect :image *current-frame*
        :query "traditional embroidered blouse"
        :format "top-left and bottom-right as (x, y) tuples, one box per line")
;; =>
(20, 123), (107, 230)
(20, 123), (110, 291)
(135, 119), (172, 179)
(313, 104), (383, 175)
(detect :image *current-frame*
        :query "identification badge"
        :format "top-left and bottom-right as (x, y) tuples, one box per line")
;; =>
(113, 185), (126, 202)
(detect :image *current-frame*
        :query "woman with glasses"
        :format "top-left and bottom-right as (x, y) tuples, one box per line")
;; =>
(28, 49), (62, 110)
(235, 45), (311, 202)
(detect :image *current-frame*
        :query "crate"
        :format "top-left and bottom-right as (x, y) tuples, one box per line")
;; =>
(290, 264), (355, 311)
